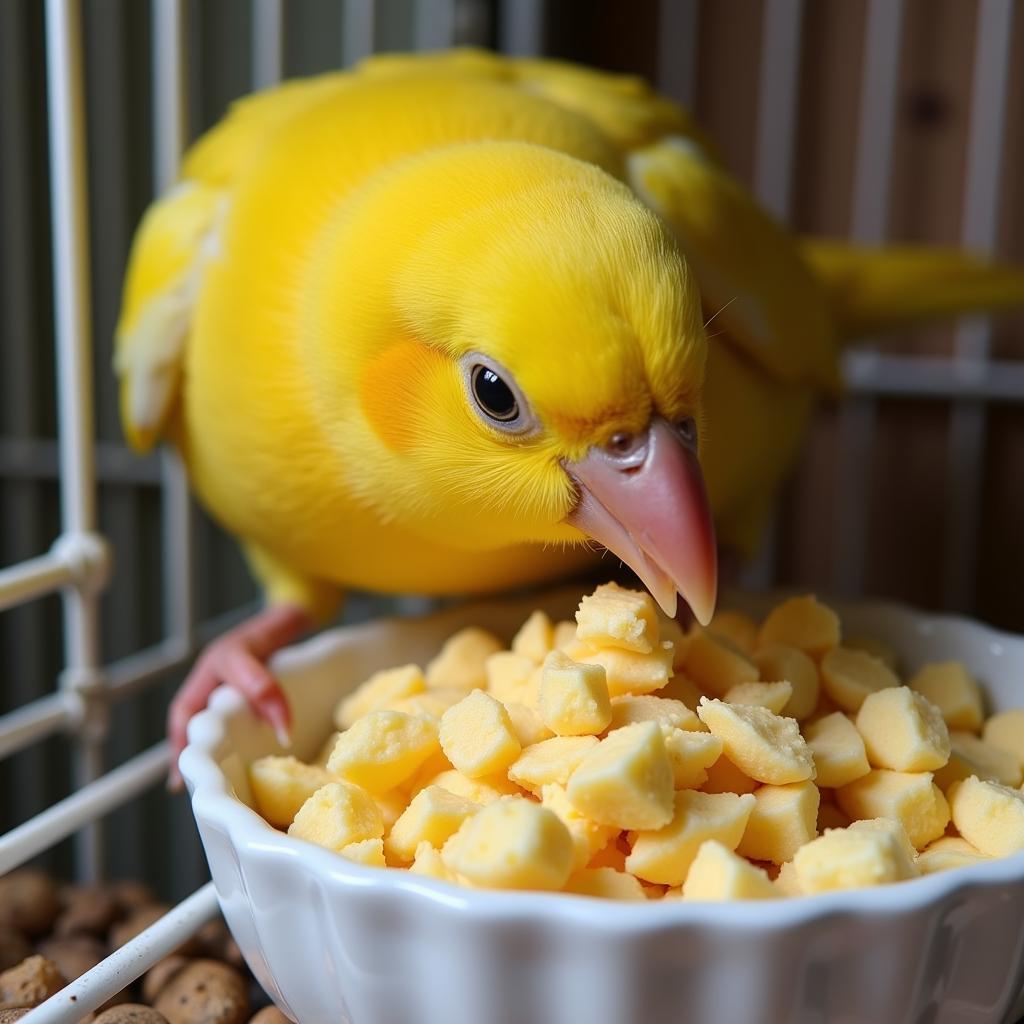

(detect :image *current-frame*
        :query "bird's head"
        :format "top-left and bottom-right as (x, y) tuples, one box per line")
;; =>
(305, 142), (717, 622)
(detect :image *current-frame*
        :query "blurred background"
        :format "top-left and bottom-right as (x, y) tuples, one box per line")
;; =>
(1, 0), (1022, 899)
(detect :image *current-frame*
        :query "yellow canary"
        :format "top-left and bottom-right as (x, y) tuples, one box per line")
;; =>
(115, 50), (1024, 758)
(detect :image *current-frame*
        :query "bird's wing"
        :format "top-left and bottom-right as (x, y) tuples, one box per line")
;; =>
(800, 239), (1024, 341)
(181, 73), (347, 184)
(114, 180), (225, 452)
(115, 76), (349, 454)
(626, 137), (840, 391)
(358, 47), (717, 157)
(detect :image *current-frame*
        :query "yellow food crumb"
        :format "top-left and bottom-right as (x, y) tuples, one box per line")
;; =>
(575, 582), (659, 654)
(340, 837), (386, 867)
(697, 698), (815, 785)
(608, 694), (701, 732)
(736, 780), (820, 865)
(288, 782), (384, 852)
(836, 769), (949, 850)
(708, 611), (759, 655)
(820, 647), (901, 713)
(854, 687), (950, 772)
(662, 728), (723, 789)
(793, 824), (917, 894)
(908, 662), (984, 733)
(948, 775), (1024, 858)
(564, 867), (647, 901)
(256, 581), (1022, 902)
(538, 651), (612, 737)
(507, 736), (600, 794)
(385, 785), (480, 864)
(724, 680), (794, 715)
(949, 731), (1023, 788)
(327, 711), (440, 793)
(982, 709), (1024, 770)
(249, 756), (336, 829)
(626, 789), (756, 886)
(441, 797), (574, 891)
(426, 627), (503, 690)
(684, 629), (758, 697)
(752, 644), (820, 721)
(572, 641), (675, 698)
(335, 664), (426, 730)
(803, 712), (871, 789)
(439, 690), (522, 778)
(756, 596), (840, 659)
(566, 721), (675, 830)
(682, 840), (779, 900)
(511, 610), (555, 664)
(701, 753), (759, 795)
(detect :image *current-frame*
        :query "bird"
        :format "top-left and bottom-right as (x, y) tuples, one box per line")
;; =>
(114, 49), (1024, 776)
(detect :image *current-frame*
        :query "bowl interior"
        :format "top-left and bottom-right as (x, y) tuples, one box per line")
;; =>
(202, 586), (1024, 814)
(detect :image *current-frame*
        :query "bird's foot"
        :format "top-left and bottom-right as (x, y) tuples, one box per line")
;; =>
(168, 603), (314, 790)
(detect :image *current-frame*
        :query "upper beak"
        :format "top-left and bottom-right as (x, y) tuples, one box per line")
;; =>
(562, 418), (717, 623)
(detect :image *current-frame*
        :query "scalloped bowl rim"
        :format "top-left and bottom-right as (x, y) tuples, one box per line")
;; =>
(180, 592), (1024, 934)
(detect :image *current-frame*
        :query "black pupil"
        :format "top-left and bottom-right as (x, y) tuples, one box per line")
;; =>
(473, 367), (518, 421)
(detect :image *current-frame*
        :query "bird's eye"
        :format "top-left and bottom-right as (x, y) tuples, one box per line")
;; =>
(676, 417), (698, 450)
(471, 365), (519, 422)
(460, 352), (536, 436)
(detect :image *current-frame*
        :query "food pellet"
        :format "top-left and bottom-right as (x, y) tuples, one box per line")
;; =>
(243, 582), (1023, 903)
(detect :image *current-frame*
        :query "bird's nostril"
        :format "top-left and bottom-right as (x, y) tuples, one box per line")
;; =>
(607, 432), (635, 455)
(603, 431), (649, 471)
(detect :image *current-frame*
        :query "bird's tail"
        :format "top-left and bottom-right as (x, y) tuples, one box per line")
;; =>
(800, 238), (1024, 342)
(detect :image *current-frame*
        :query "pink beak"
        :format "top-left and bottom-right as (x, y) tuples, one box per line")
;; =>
(563, 419), (718, 624)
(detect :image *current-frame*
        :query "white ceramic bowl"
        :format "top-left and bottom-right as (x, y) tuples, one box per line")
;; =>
(180, 589), (1024, 1024)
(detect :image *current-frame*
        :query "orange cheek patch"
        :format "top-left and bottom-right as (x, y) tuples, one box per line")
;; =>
(359, 338), (444, 452)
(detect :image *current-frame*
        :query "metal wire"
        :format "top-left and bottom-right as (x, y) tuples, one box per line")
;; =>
(45, 0), (106, 881)
(24, 884), (220, 1024)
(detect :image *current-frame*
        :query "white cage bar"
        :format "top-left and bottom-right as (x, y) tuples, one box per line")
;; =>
(0, 2), (1020, 1022)
(45, 0), (107, 882)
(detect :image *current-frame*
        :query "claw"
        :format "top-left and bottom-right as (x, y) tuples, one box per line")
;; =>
(167, 603), (313, 791)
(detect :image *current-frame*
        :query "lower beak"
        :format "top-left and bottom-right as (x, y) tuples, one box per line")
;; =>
(562, 418), (717, 623)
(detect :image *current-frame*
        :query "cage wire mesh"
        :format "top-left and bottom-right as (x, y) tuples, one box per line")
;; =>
(0, 0), (1022, 944)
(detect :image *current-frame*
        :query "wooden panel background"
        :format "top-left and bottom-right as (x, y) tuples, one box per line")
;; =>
(553, 0), (1024, 630)
(0, 0), (1022, 896)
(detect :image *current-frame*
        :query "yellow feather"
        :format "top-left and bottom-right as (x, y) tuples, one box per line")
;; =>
(801, 240), (1024, 340)
(115, 49), (1024, 607)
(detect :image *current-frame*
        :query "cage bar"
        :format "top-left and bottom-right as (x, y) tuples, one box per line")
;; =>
(0, 695), (72, 764)
(342, 0), (375, 66)
(943, 0), (1016, 610)
(252, 0), (284, 89)
(740, 0), (807, 590)
(0, 743), (169, 876)
(499, 0), (544, 56)
(657, 0), (700, 108)
(0, 553), (75, 612)
(105, 602), (259, 701)
(23, 883), (220, 1024)
(754, 0), (804, 221)
(152, 0), (197, 682)
(414, 0), (457, 50)
(846, 353), (1024, 403)
(45, 0), (107, 880)
(832, 0), (905, 597)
